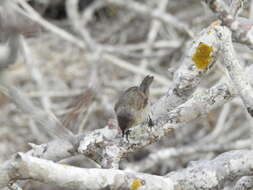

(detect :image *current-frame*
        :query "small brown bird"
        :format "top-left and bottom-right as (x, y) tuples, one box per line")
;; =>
(114, 75), (154, 138)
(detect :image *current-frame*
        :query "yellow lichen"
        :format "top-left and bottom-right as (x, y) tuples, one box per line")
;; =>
(192, 42), (213, 70)
(130, 179), (143, 190)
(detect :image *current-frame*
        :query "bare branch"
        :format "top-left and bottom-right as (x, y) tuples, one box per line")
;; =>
(1, 150), (253, 189)
(234, 176), (253, 190)
(203, 0), (253, 49)
(217, 26), (253, 117)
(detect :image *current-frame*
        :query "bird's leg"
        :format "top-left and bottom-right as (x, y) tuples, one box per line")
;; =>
(148, 115), (154, 127)
(125, 130), (131, 142)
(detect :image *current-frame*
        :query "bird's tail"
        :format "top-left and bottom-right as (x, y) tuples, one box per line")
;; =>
(139, 75), (154, 94)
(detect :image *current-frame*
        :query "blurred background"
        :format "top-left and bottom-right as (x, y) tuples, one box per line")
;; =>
(0, 0), (253, 189)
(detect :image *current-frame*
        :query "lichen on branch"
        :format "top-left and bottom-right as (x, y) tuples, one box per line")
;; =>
(192, 42), (213, 70)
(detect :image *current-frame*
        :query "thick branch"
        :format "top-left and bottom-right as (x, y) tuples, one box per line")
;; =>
(217, 26), (253, 117)
(2, 150), (253, 190)
(10, 153), (174, 190)
(234, 176), (253, 190)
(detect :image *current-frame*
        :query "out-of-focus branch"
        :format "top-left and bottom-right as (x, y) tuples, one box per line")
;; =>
(0, 34), (20, 69)
(230, 0), (245, 17)
(0, 0), (74, 144)
(0, 1), (39, 69)
(103, 54), (171, 86)
(14, 0), (174, 86)
(20, 36), (53, 115)
(105, 0), (193, 37)
(135, 0), (169, 82)
(65, 0), (97, 50)
(0, 1), (40, 38)
(15, 0), (85, 49)
(251, 0), (253, 19)
(62, 88), (96, 133)
(2, 86), (74, 139)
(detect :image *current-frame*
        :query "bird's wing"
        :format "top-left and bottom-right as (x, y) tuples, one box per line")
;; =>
(114, 86), (148, 112)
(124, 87), (148, 110)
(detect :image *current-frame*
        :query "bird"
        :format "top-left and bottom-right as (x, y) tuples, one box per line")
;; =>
(114, 75), (154, 138)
